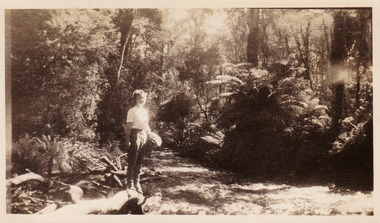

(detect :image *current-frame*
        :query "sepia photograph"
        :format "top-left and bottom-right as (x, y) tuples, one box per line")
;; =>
(1, 0), (378, 221)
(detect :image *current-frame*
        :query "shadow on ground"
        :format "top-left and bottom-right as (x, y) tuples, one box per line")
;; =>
(140, 148), (374, 215)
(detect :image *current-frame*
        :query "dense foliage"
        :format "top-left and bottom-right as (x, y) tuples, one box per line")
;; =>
(8, 8), (372, 190)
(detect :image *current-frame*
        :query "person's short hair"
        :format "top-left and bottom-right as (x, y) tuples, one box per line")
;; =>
(132, 89), (147, 100)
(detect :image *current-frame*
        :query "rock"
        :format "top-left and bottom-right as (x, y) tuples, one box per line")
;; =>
(68, 185), (83, 203)
(61, 161), (73, 174)
(75, 181), (98, 195)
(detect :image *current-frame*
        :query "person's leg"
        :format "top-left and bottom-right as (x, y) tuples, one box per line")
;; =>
(126, 130), (139, 190)
(133, 131), (147, 193)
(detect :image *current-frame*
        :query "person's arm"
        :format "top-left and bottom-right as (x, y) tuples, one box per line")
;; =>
(125, 122), (133, 147)
(125, 109), (133, 148)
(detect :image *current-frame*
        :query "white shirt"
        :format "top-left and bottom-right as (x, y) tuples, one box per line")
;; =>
(126, 106), (149, 131)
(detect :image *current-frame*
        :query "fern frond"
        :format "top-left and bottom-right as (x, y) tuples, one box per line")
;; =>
(234, 63), (253, 69)
(275, 59), (289, 66)
(278, 77), (296, 86)
(219, 92), (235, 98)
(249, 68), (270, 78)
(201, 135), (223, 146)
(215, 75), (244, 85)
(313, 105), (329, 111)
(318, 115), (331, 120)
(311, 119), (324, 128)
(36, 138), (47, 151)
(289, 105), (304, 114)
(222, 63), (234, 68)
(211, 92), (236, 101)
(308, 98), (320, 108)
(281, 99), (307, 108)
(290, 67), (307, 74)
(42, 134), (48, 142)
(237, 72), (250, 77)
(206, 80), (225, 85)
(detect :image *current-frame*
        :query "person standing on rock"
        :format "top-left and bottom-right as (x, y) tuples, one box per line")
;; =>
(124, 89), (151, 193)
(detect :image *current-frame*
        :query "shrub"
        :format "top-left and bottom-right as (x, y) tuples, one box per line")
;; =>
(202, 61), (333, 176)
(327, 117), (373, 190)
(11, 135), (102, 178)
(11, 134), (53, 176)
(156, 92), (197, 147)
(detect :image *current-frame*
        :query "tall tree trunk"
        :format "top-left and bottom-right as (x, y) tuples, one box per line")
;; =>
(302, 22), (312, 89)
(284, 35), (290, 58)
(330, 11), (347, 135)
(292, 22), (312, 89)
(355, 9), (372, 107)
(117, 9), (133, 82)
(355, 67), (362, 107)
(323, 19), (331, 57)
(247, 8), (260, 66)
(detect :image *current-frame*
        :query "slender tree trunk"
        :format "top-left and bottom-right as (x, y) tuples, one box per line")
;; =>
(47, 156), (54, 177)
(355, 9), (372, 107)
(332, 84), (345, 135)
(195, 92), (208, 122)
(117, 29), (132, 81)
(303, 22), (312, 89)
(247, 8), (260, 66)
(260, 15), (268, 68)
(319, 45), (325, 95)
(323, 19), (331, 57)
(330, 11), (347, 135)
(284, 35), (290, 58)
(117, 9), (133, 82)
(293, 22), (312, 89)
(355, 67), (362, 107)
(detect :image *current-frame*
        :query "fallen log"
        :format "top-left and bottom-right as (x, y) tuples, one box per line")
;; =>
(100, 156), (119, 171)
(7, 172), (83, 204)
(101, 156), (124, 187)
(8, 172), (162, 215)
(36, 203), (58, 214)
(111, 170), (127, 176)
(6, 172), (49, 187)
(45, 189), (144, 215)
(86, 166), (107, 175)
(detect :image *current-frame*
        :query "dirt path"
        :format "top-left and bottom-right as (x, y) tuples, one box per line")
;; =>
(141, 148), (373, 215)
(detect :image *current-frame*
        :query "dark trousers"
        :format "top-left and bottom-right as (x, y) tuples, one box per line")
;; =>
(126, 129), (147, 187)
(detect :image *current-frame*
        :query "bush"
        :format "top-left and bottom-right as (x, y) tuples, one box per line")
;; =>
(327, 117), (373, 190)
(198, 61), (333, 177)
(11, 135), (103, 178)
(11, 134), (55, 176)
(156, 92), (197, 147)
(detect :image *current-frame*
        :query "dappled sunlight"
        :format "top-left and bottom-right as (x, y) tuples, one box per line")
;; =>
(155, 166), (210, 174)
(143, 149), (374, 215)
(8, 8), (373, 216)
(144, 158), (374, 215)
(235, 183), (289, 191)
(220, 202), (264, 215)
